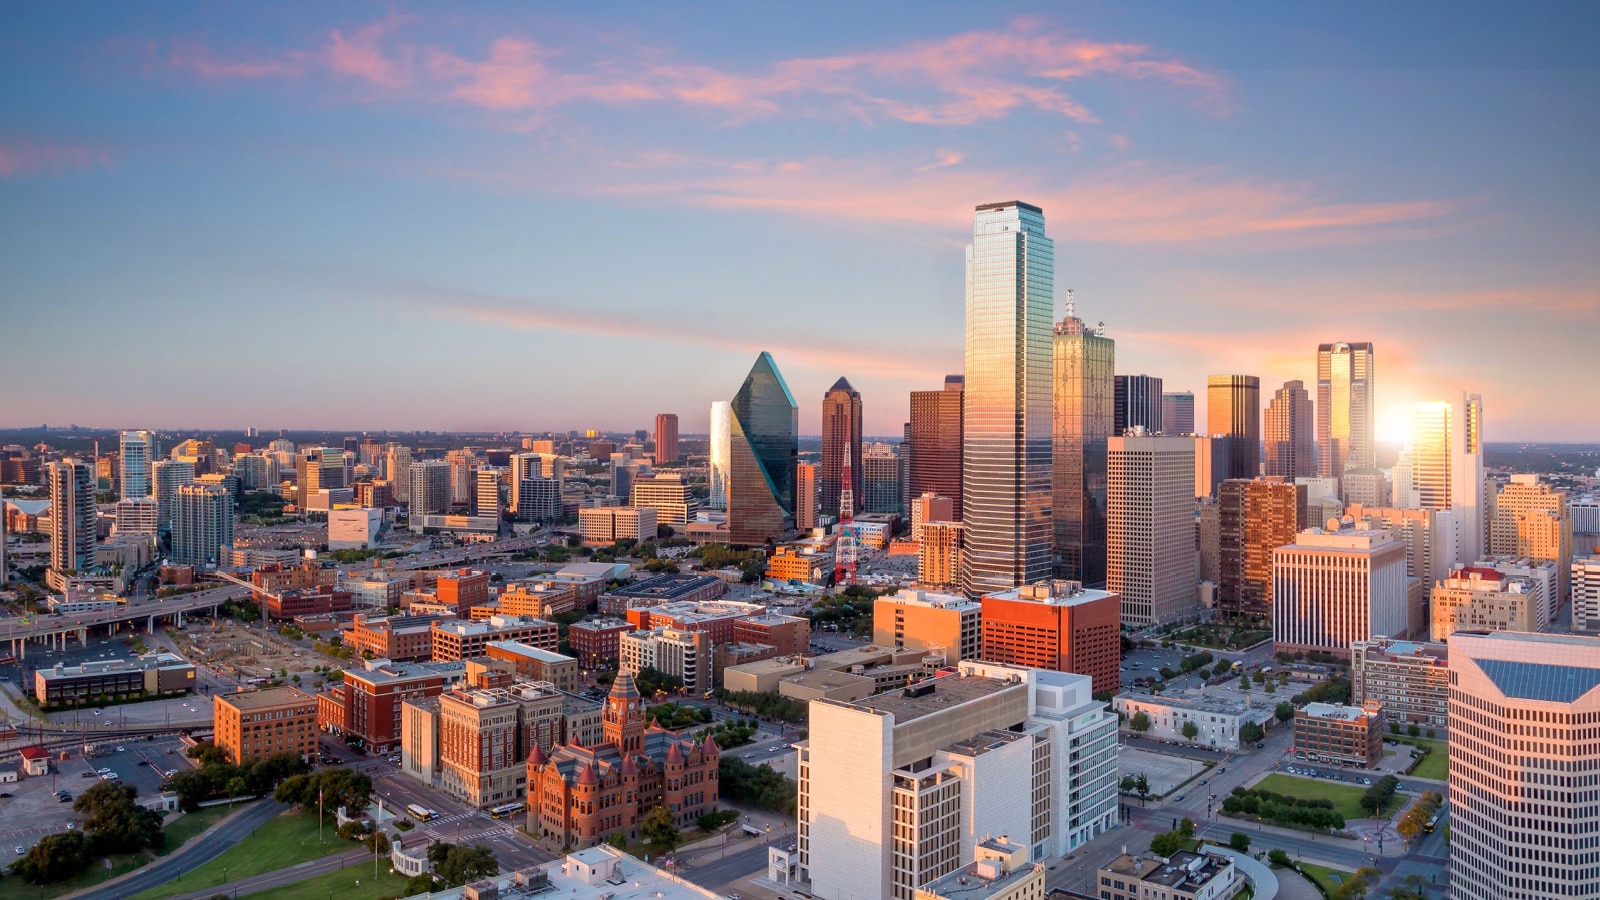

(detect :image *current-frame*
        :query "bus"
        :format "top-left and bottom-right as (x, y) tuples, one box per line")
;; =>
(407, 804), (435, 822)
(490, 802), (526, 819)
(1423, 814), (1440, 833)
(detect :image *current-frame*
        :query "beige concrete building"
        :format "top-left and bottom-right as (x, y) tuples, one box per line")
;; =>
(798, 661), (1118, 900)
(1346, 504), (1459, 589)
(1351, 638), (1449, 727)
(1431, 565), (1541, 641)
(1097, 850), (1243, 900)
(1273, 519), (1411, 655)
(578, 505), (656, 545)
(722, 656), (807, 695)
(618, 626), (712, 696)
(919, 520), (964, 588)
(1108, 433), (1199, 627)
(485, 641), (579, 692)
(630, 473), (698, 526)
(1490, 474), (1573, 599)
(1448, 631), (1600, 900)
(873, 588), (982, 662)
(914, 838), (1044, 900)
(213, 686), (317, 766)
(430, 615), (558, 661)
(1112, 692), (1273, 751)
(767, 544), (833, 584)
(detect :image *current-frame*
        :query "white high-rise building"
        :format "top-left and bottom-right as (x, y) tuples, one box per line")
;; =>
(1107, 433), (1198, 627)
(232, 452), (280, 492)
(1272, 519), (1410, 654)
(171, 483), (233, 567)
(474, 467), (503, 518)
(1448, 631), (1600, 900)
(152, 458), (195, 533)
(114, 496), (160, 538)
(48, 459), (96, 574)
(708, 400), (731, 511)
(119, 430), (154, 499)
(407, 460), (452, 516)
(1316, 342), (1375, 480)
(509, 453), (562, 522)
(384, 444), (413, 502)
(1410, 393), (1484, 564)
(796, 660), (1117, 900)
(961, 201), (1054, 598)
(1574, 557), (1600, 634)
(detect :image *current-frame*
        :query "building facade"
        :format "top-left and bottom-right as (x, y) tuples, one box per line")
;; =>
(1351, 639), (1449, 727)
(919, 520), (964, 588)
(980, 581), (1120, 695)
(1162, 392), (1195, 435)
(1112, 693), (1270, 751)
(873, 588), (982, 663)
(1107, 434), (1198, 627)
(728, 352), (798, 545)
(1264, 380), (1315, 480)
(1316, 341), (1375, 480)
(120, 430), (154, 499)
(1052, 301), (1114, 585)
(653, 413), (679, 464)
(1490, 474), (1573, 598)
(1411, 393), (1484, 565)
(1113, 374), (1163, 436)
(1293, 702), (1383, 767)
(213, 686), (317, 765)
(1218, 478), (1307, 620)
(1272, 521), (1410, 655)
(820, 377), (863, 519)
(48, 458), (95, 575)
(909, 375), (965, 521)
(1206, 375), (1261, 480)
(1430, 565), (1540, 641)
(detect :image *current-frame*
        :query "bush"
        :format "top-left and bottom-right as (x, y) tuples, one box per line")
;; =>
(1268, 848), (1291, 867)
(1149, 831), (1186, 857)
(698, 809), (741, 831)
(1229, 832), (1251, 852)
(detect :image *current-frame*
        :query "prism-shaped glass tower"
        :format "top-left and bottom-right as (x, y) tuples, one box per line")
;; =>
(729, 352), (798, 545)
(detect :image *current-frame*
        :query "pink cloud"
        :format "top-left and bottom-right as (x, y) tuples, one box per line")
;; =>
(0, 139), (111, 177)
(327, 17), (413, 88)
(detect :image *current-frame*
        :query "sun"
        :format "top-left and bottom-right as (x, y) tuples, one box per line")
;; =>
(1374, 404), (1412, 445)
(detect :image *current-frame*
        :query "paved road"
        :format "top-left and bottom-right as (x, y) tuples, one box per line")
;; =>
(162, 847), (371, 900)
(77, 799), (287, 900)
(681, 835), (791, 888)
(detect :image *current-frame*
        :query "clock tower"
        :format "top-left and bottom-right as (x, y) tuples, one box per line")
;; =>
(604, 669), (645, 754)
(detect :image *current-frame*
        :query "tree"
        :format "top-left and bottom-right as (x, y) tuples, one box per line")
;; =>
(1240, 722), (1265, 744)
(9, 830), (92, 884)
(605, 832), (628, 849)
(1268, 848), (1291, 867)
(227, 777), (248, 804)
(1178, 818), (1196, 838)
(1264, 678), (1276, 694)
(641, 805), (680, 851)
(1135, 774), (1150, 802)
(1407, 722), (1421, 738)
(1389, 721), (1401, 735)
(1120, 775), (1138, 793)
(428, 842), (499, 887)
(1129, 711), (1152, 733)
(1229, 832), (1251, 852)
(1275, 701), (1295, 724)
(73, 781), (164, 854)
(1149, 831), (1186, 857)
(1396, 809), (1426, 844)
(1181, 721), (1200, 740)
(404, 874), (438, 895)
(186, 741), (229, 766)
(1361, 775), (1399, 817)
(364, 831), (391, 855)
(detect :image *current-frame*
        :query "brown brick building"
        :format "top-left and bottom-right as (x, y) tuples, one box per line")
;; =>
(214, 686), (318, 765)
(485, 641), (580, 692)
(317, 660), (461, 754)
(430, 615), (558, 662)
(1293, 702), (1383, 768)
(732, 613), (811, 656)
(1219, 478), (1308, 619)
(436, 569), (490, 610)
(265, 586), (354, 620)
(980, 581), (1121, 695)
(346, 613), (445, 662)
(568, 618), (635, 667)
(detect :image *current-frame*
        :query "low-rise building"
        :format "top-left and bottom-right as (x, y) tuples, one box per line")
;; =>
(338, 570), (412, 609)
(1111, 692), (1273, 751)
(46, 591), (123, 615)
(767, 544), (833, 584)
(500, 582), (580, 619)
(625, 599), (765, 645)
(1293, 702), (1383, 768)
(485, 641), (579, 692)
(328, 507), (383, 550)
(873, 588), (982, 663)
(914, 838), (1043, 900)
(568, 617), (634, 668)
(579, 506), (656, 545)
(35, 652), (197, 706)
(596, 573), (726, 615)
(732, 612), (810, 656)
(316, 658), (465, 754)
(265, 586), (354, 620)
(722, 656), (808, 695)
(346, 613), (444, 662)
(1430, 565), (1540, 641)
(776, 646), (935, 703)
(1095, 850), (1244, 900)
(213, 686), (317, 765)
(431, 615), (558, 662)
(1351, 638), (1449, 727)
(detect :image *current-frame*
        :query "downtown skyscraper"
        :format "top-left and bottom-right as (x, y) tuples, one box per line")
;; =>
(1113, 374), (1163, 435)
(961, 201), (1054, 597)
(1412, 393), (1485, 564)
(119, 429), (154, 499)
(708, 400), (731, 510)
(1052, 297), (1114, 585)
(908, 375), (964, 520)
(1207, 374), (1261, 480)
(1264, 379), (1315, 479)
(819, 377), (862, 518)
(728, 351), (798, 546)
(1317, 341), (1375, 479)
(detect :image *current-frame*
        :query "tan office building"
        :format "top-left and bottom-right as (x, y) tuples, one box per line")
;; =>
(1108, 433), (1198, 627)
(873, 588), (982, 662)
(1431, 565), (1540, 641)
(1351, 638), (1449, 727)
(214, 686), (318, 765)
(919, 520), (964, 588)
(1490, 474), (1572, 598)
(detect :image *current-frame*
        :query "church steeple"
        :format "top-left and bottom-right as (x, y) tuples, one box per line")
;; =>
(604, 670), (645, 754)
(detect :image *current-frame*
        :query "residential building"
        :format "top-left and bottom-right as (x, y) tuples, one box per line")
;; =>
(473, 467), (502, 518)
(1096, 850), (1243, 900)
(909, 375), (965, 520)
(34, 652), (196, 706)
(407, 460), (452, 516)
(797, 660), (1119, 900)
(1447, 631), (1600, 900)
(980, 580), (1121, 694)
(708, 400), (732, 511)
(1489, 474), (1572, 598)
(732, 613), (810, 656)
(234, 452), (280, 493)
(568, 618), (634, 667)
(728, 352), (798, 545)
(1316, 341), (1376, 479)
(1293, 702), (1382, 768)
(347, 613), (444, 661)
(151, 459), (195, 533)
(1264, 380), (1315, 480)
(317, 659), (459, 753)
(1430, 565), (1540, 641)
(114, 496), (160, 538)
(1112, 693), (1272, 751)
(1575, 556), (1600, 634)
(620, 626), (713, 696)
(48, 458), (94, 575)
(1217, 478), (1307, 620)
(914, 838), (1044, 900)
(526, 672), (719, 848)
(1162, 391), (1195, 435)
(213, 686), (317, 765)
(579, 506), (657, 545)
(795, 461), (818, 531)
(485, 641), (579, 692)
(1351, 639), (1449, 727)
(630, 473), (698, 526)
(431, 615), (559, 661)
(509, 453), (562, 522)
(1052, 303), (1113, 585)
(1411, 393), (1485, 564)
(295, 447), (348, 508)
(1207, 375), (1261, 480)
(170, 483), (234, 567)
(821, 377), (864, 518)
(1272, 520), (1410, 655)
(653, 413), (679, 464)
(119, 430), (154, 499)
(1113, 373), (1163, 435)
(327, 507), (382, 550)
(961, 201), (1054, 598)
(920, 521), (964, 588)
(1107, 433), (1198, 627)
(863, 442), (903, 515)
(873, 588), (983, 662)
(384, 445), (413, 502)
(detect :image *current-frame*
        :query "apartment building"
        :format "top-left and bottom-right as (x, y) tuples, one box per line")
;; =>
(918, 520), (964, 588)
(214, 686), (318, 766)
(430, 615), (559, 661)
(500, 582), (580, 619)
(1350, 638), (1449, 727)
(619, 626), (712, 696)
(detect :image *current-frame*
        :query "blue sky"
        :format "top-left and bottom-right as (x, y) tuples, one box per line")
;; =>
(2, 2), (1597, 439)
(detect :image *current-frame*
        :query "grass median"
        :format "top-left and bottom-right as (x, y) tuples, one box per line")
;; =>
(132, 810), (347, 900)
(1297, 861), (1356, 895)
(1253, 774), (1404, 821)
(241, 864), (411, 900)
(1391, 737), (1448, 780)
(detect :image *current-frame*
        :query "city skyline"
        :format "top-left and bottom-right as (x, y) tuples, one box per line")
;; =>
(3, 4), (1598, 440)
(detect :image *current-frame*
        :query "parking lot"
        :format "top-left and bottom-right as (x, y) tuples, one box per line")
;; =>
(1119, 746), (1210, 797)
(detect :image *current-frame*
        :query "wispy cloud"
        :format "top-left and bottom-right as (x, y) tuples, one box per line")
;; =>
(0, 138), (112, 177)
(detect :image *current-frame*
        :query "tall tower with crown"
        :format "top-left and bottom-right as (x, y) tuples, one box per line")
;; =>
(604, 670), (645, 754)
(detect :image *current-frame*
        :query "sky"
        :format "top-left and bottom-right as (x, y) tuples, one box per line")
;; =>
(2, 2), (1598, 440)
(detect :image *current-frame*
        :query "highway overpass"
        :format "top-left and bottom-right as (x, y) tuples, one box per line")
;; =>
(1, 584), (247, 660)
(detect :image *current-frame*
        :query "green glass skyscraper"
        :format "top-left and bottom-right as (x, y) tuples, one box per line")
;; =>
(729, 351), (798, 545)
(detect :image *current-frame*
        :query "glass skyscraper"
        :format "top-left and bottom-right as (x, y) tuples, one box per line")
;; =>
(1316, 341), (1375, 479)
(1053, 306), (1114, 585)
(708, 401), (731, 511)
(820, 377), (862, 518)
(120, 429), (153, 499)
(729, 352), (798, 546)
(961, 201), (1054, 597)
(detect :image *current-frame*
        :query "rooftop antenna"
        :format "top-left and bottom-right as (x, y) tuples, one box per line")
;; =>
(1064, 288), (1075, 320)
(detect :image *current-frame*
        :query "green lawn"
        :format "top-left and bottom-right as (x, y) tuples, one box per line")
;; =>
(157, 805), (237, 855)
(1392, 737), (1449, 780)
(1298, 862), (1355, 895)
(1254, 774), (1404, 821)
(243, 864), (412, 900)
(132, 811), (348, 900)
(30, 853), (150, 900)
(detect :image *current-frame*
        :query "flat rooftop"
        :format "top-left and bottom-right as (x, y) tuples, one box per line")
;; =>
(983, 580), (1117, 607)
(920, 860), (1038, 900)
(489, 641), (574, 664)
(606, 574), (723, 599)
(433, 615), (552, 635)
(217, 686), (314, 710)
(944, 728), (1028, 758)
(844, 672), (1020, 725)
(1301, 702), (1374, 721)
(1120, 691), (1250, 716)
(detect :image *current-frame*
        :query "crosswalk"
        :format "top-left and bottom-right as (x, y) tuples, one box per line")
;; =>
(423, 820), (514, 842)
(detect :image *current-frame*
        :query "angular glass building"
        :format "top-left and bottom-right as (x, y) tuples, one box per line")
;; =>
(729, 352), (798, 546)
(961, 201), (1055, 597)
(1053, 304), (1114, 585)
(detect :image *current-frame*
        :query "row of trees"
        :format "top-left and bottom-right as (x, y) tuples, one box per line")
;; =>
(696, 719), (758, 749)
(647, 701), (714, 730)
(1220, 785), (1346, 831)
(168, 746), (309, 812)
(714, 688), (808, 723)
(719, 757), (797, 815)
(9, 782), (167, 884)
(273, 767), (375, 816)
(1395, 790), (1445, 844)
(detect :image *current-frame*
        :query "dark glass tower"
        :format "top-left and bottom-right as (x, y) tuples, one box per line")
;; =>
(729, 352), (798, 545)
(1053, 305), (1114, 585)
(820, 377), (862, 518)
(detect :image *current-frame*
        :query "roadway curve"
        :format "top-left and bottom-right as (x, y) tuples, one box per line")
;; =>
(74, 798), (287, 900)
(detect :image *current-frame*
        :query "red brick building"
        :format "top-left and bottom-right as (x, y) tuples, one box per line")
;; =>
(436, 569), (490, 611)
(265, 586), (354, 621)
(526, 671), (718, 850)
(568, 618), (635, 668)
(980, 581), (1121, 696)
(430, 615), (559, 662)
(625, 600), (764, 647)
(732, 613), (811, 656)
(346, 613), (445, 662)
(252, 563), (335, 601)
(317, 660), (455, 754)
